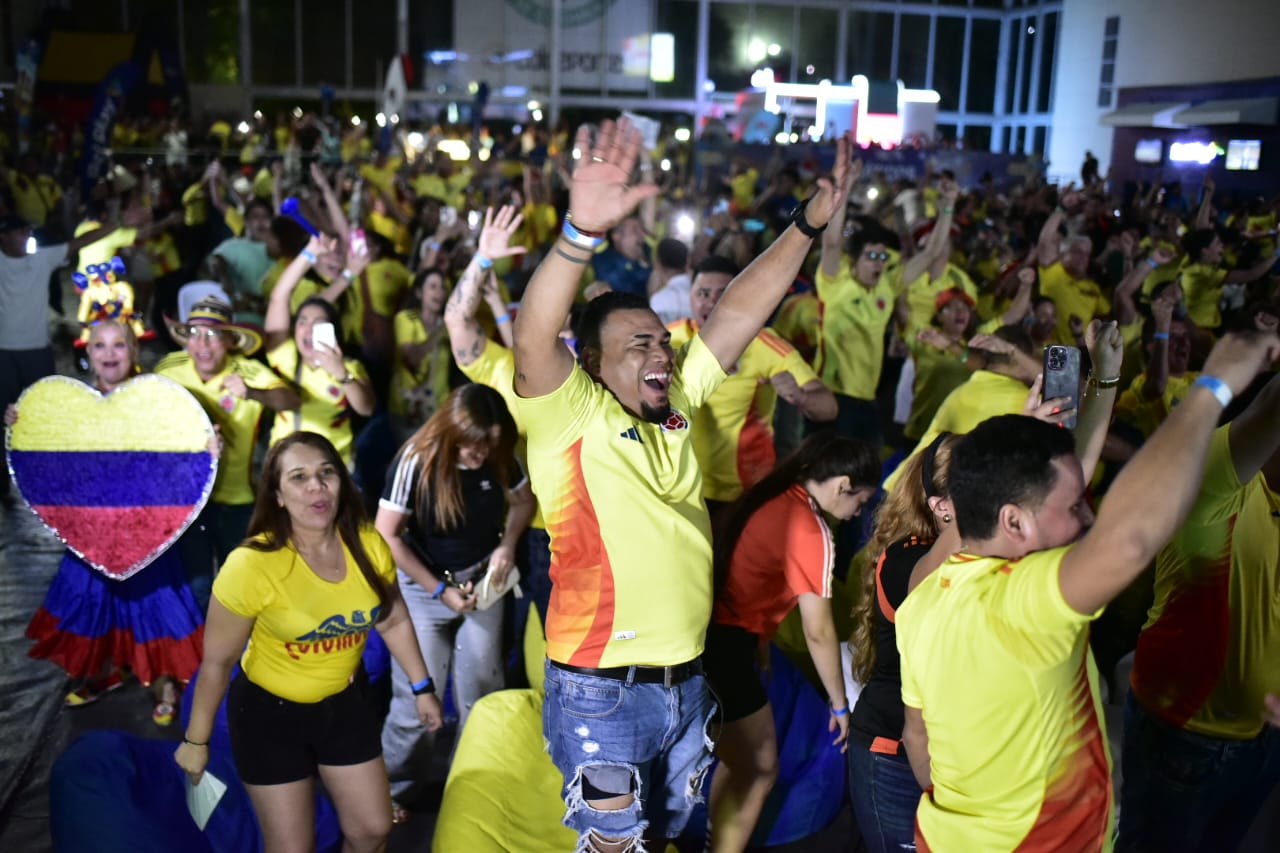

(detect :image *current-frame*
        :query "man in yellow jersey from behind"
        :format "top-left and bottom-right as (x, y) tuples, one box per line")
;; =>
(1119, 371), (1280, 852)
(512, 118), (855, 853)
(896, 331), (1279, 853)
(667, 253), (836, 519)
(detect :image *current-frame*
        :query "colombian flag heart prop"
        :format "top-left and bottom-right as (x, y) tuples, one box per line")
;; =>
(6, 375), (218, 580)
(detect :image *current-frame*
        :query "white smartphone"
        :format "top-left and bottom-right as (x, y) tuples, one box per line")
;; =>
(312, 322), (336, 351)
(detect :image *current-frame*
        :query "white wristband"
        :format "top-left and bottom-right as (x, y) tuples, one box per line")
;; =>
(1193, 375), (1233, 409)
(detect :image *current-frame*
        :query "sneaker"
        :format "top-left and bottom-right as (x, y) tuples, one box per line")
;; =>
(152, 701), (176, 726)
(64, 671), (125, 708)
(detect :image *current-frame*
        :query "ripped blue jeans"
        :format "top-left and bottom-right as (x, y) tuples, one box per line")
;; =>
(543, 660), (717, 849)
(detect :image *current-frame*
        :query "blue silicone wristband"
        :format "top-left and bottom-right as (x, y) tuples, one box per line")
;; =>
(300, 249), (317, 264)
(495, 313), (511, 324)
(411, 676), (434, 694)
(431, 580), (447, 600)
(1193, 375), (1233, 408)
(1152, 331), (1170, 341)
(475, 254), (494, 270)
(1146, 257), (1159, 269)
(831, 704), (850, 717)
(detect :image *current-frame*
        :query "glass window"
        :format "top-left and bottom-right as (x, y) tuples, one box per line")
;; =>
(1032, 126), (1047, 155)
(1018, 18), (1036, 113)
(966, 125), (993, 151)
(847, 11), (894, 82)
(300, 0), (345, 88)
(898, 14), (930, 89)
(933, 16), (966, 110)
(655, 0), (698, 98)
(251, 2), (298, 86)
(1004, 17), (1021, 113)
(1098, 88), (1112, 108)
(796, 8), (838, 81)
(939, 0), (969, 7)
(753, 3), (795, 78)
(351, 0), (396, 88)
(1105, 16), (1120, 37)
(966, 18), (999, 114)
(707, 2), (754, 93)
(1036, 11), (1057, 112)
(182, 0), (241, 84)
(973, 0), (1005, 7)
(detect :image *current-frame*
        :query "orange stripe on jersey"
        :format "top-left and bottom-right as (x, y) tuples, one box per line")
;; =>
(543, 438), (615, 667)
(757, 328), (795, 358)
(1131, 518), (1234, 727)
(874, 550), (897, 624)
(1014, 653), (1111, 851)
(735, 407), (776, 494)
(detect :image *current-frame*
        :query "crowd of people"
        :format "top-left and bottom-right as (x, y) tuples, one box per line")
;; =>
(1, 107), (1279, 853)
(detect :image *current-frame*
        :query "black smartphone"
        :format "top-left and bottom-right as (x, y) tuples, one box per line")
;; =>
(1042, 344), (1081, 429)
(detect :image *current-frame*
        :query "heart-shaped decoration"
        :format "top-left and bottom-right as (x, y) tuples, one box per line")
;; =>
(6, 375), (218, 580)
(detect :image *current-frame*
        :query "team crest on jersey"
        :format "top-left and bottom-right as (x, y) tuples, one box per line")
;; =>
(660, 411), (689, 432)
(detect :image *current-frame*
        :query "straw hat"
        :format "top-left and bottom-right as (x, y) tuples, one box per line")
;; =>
(165, 296), (264, 355)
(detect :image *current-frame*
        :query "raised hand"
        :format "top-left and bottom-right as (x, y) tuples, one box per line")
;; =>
(968, 333), (1015, 357)
(917, 327), (953, 352)
(567, 118), (660, 232)
(807, 134), (859, 227)
(1085, 319), (1123, 380)
(1023, 374), (1074, 426)
(1201, 331), (1280, 397)
(476, 206), (528, 261)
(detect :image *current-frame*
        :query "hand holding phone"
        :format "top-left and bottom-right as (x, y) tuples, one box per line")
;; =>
(312, 322), (337, 352)
(1042, 345), (1081, 429)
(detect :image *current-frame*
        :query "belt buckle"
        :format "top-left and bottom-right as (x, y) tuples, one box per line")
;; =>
(663, 665), (675, 689)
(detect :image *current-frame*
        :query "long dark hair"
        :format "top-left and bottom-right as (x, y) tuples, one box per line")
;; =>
(243, 431), (390, 622)
(404, 384), (518, 531)
(714, 432), (880, 596)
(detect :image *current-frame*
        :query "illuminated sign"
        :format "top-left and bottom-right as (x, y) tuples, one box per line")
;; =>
(1168, 141), (1224, 165)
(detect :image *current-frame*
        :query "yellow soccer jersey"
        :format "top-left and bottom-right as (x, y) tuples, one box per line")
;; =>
(772, 291), (820, 361)
(74, 221), (137, 273)
(898, 547), (1113, 852)
(156, 352), (284, 505)
(883, 369), (1030, 493)
(513, 334), (726, 667)
(213, 526), (396, 703)
(389, 310), (452, 423)
(344, 258), (411, 344)
(1131, 427), (1280, 739)
(266, 342), (369, 465)
(898, 265), (979, 338)
(1114, 371), (1199, 440)
(1039, 262), (1110, 345)
(814, 260), (896, 401)
(669, 320), (818, 502)
(1179, 262), (1229, 330)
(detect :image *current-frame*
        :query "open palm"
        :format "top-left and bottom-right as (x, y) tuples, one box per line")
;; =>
(477, 205), (527, 259)
(567, 118), (659, 233)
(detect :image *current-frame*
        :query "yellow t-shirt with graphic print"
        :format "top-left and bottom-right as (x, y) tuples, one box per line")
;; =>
(669, 319), (818, 502)
(343, 257), (412, 344)
(513, 334), (726, 667)
(814, 258), (896, 401)
(897, 264), (979, 338)
(1179, 262), (1229, 330)
(897, 547), (1113, 852)
(155, 352), (285, 505)
(266, 342), (370, 465)
(213, 526), (396, 703)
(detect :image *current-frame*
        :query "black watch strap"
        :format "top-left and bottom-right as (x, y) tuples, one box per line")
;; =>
(790, 197), (827, 239)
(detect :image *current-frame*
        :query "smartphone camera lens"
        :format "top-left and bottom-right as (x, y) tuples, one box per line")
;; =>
(1047, 347), (1065, 370)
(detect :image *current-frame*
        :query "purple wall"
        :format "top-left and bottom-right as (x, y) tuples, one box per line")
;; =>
(1110, 77), (1280, 199)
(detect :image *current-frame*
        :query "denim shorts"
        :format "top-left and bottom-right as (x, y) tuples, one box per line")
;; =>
(542, 659), (717, 844)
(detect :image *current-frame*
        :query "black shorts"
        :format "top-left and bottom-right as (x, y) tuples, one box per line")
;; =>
(702, 622), (769, 723)
(227, 673), (382, 786)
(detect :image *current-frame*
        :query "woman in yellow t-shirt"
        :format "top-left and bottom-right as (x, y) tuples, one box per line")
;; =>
(174, 432), (443, 851)
(263, 240), (376, 466)
(389, 269), (452, 444)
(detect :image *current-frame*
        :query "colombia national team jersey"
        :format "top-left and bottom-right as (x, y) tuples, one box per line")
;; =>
(513, 335), (726, 668)
(897, 546), (1113, 852)
(1131, 426), (1280, 739)
(668, 320), (819, 503)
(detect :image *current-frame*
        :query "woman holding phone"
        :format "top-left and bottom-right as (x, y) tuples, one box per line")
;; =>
(264, 235), (375, 466)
